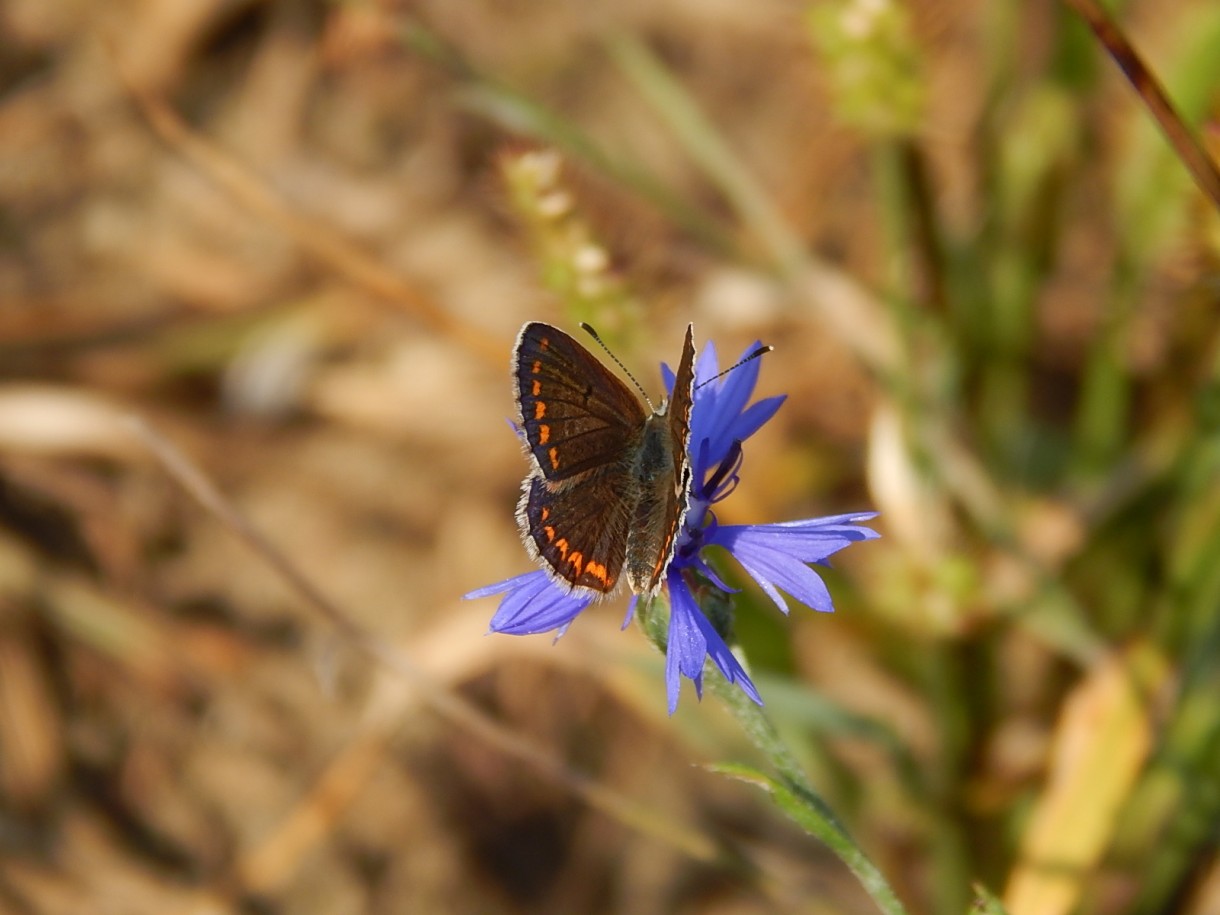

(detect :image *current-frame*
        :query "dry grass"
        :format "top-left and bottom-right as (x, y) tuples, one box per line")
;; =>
(1, 1), (1219, 913)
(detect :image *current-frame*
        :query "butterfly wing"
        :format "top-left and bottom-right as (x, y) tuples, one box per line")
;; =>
(666, 324), (697, 483)
(513, 323), (646, 484)
(512, 322), (646, 595)
(626, 324), (697, 597)
(517, 475), (630, 594)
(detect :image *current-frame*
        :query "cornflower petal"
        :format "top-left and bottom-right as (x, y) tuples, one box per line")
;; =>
(689, 554), (738, 594)
(712, 514), (881, 561)
(669, 340), (776, 473)
(725, 394), (786, 447)
(664, 581), (709, 714)
(715, 537), (834, 614)
(706, 514), (880, 615)
(667, 574), (761, 712)
(696, 350), (754, 438)
(467, 571), (591, 636)
(621, 595), (639, 630)
(690, 343), (766, 468)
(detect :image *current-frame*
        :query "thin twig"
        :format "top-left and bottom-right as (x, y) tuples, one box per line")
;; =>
(1063, 0), (1220, 213)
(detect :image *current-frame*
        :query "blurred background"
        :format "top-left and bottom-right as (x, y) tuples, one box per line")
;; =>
(2, 0), (1219, 913)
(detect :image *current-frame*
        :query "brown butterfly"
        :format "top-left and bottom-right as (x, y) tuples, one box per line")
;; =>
(512, 323), (696, 599)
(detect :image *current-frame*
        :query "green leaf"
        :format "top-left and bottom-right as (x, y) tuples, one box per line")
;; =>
(708, 760), (910, 915)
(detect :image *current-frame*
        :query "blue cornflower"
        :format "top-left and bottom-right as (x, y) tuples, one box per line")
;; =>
(465, 337), (879, 713)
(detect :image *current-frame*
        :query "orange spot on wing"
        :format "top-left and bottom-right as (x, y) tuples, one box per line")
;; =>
(532, 379), (541, 396)
(554, 538), (569, 559)
(542, 525), (555, 542)
(548, 447), (559, 469)
(532, 360), (542, 374)
(540, 507), (549, 521)
(538, 424), (550, 444)
(539, 337), (550, 350)
(649, 528), (679, 582)
(585, 561), (609, 587)
(567, 551), (584, 575)
(534, 401), (546, 419)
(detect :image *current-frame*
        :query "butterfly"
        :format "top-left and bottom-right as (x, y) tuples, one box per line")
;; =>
(512, 322), (696, 599)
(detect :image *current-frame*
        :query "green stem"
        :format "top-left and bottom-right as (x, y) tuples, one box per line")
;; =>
(708, 670), (911, 915)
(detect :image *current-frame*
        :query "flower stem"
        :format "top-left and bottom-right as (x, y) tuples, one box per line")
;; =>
(707, 667), (910, 915)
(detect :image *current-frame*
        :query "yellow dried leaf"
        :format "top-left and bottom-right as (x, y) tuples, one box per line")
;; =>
(1004, 641), (1169, 915)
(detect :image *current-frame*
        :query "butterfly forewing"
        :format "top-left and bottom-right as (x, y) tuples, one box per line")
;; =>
(514, 323), (647, 484)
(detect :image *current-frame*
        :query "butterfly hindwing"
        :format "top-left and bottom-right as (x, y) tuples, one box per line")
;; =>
(517, 473), (630, 594)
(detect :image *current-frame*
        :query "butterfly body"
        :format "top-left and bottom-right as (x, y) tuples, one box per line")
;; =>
(512, 322), (696, 599)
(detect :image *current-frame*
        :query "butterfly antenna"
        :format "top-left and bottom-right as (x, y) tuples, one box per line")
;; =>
(696, 344), (773, 390)
(579, 323), (654, 410)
